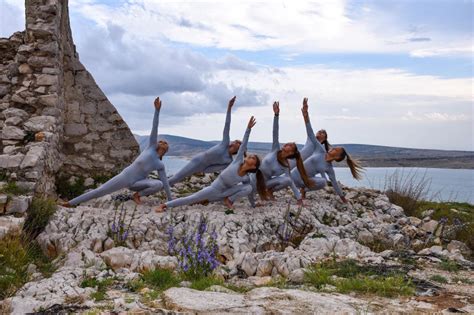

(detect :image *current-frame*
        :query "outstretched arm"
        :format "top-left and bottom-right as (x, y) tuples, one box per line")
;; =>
(236, 116), (256, 161)
(301, 97), (325, 153)
(158, 168), (173, 201)
(222, 96), (236, 145)
(272, 101), (280, 151)
(149, 97), (162, 148)
(326, 167), (346, 202)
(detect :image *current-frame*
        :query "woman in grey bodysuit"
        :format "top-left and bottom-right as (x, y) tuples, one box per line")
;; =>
(256, 102), (313, 206)
(63, 97), (172, 206)
(156, 116), (267, 212)
(290, 98), (364, 202)
(168, 96), (242, 186)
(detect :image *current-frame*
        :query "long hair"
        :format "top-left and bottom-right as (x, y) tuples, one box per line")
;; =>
(279, 144), (314, 188)
(246, 155), (268, 200)
(318, 129), (331, 152)
(335, 148), (364, 180)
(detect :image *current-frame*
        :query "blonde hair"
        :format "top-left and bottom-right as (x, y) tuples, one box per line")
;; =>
(336, 148), (364, 180)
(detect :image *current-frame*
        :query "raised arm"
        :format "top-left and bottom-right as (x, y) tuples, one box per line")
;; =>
(158, 168), (173, 201)
(236, 116), (256, 161)
(149, 97), (162, 148)
(221, 96), (236, 145)
(301, 97), (325, 153)
(272, 101), (280, 151)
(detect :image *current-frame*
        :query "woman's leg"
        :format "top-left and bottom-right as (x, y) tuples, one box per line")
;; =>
(129, 179), (163, 196)
(166, 186), (217, 208)
(305, 176), (327, 192)
(227, 184), (253, 204)
(69, 173), (131, 206)
(266, 176), (292, 191)
(168, 154), (206, 186)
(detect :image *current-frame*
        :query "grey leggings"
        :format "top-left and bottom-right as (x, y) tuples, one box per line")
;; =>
(69, 175), (163, 205)
(166, 184), (253, 208)
(293, 175), (327, 192)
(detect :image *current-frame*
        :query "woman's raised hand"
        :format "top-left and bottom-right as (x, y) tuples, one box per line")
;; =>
(273, 101), (280, 115)
(154, 97), (162, 111)
(247, 116), (257, 129)
(228, 96), (237, 110)
(301, 97), (309, 117)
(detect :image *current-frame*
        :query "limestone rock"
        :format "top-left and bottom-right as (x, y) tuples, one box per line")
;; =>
(101, 247), (134, 270)
(2, 125), (25, 140)
(447, 240), (472, 257)
(0, 216), (25, 239)
(5, 196), (32, 215)
(24, 116), (57, 132)
(421, 220), (438, 233)
(0, 154), (25, 169)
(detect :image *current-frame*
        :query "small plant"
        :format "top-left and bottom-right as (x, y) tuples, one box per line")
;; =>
(167, 216), (219, 280)
(452, 277), (473, 285)
(80, 276), (114, 301)
(384, 169), (431, 216)
(0, 232), (55, 299)
(23, 198), (57, 239)
(224, 209), (234, 215)
(141, 268), (181, 291)
(189, 275), (223, 290)
(56, 175), (86, 200)
(0, 182), (27, 195)
(277, 202), (313, 250)
(438, 259), (460, 272)
(429, 275), (448, 284)
(107, 195), (137, 246)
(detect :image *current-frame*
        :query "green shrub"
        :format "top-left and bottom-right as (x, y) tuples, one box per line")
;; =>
(304, 260), (415, 297)
(56, 175), (86, 200)
(438, 259), (460, 272)
(141, 268), (181, 292)
(0, 232), (55, 299)
(429, 275), (448, 284)
(189, 275), (223, 290)
(23, 198), (57, 239)
(80, 277), (114, 301)
(0, 182), (28, 195)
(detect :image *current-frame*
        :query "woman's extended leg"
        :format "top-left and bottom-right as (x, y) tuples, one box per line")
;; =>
(304, 176), (327, 191)
(227, 184), (253, 204)
(69, 173), (131, 206)
(168, 153), (206, 186)
(165, 186), (217, 208)
(266, 176), (292, 191)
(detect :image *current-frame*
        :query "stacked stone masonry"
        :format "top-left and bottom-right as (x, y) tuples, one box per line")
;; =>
(0, 0), (139, 195)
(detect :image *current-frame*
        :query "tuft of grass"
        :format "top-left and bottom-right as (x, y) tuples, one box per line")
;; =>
(304, 260), (415, 297)
(56, 175), (86, 200)
(384, 169), (431, 216)
(0, 232), (55, 299)
(189, 275), (223, 291)
(429, 275), (448, 284)
(438, 259), (460, 272)
(452, 277), (473, 285)
(80, 277), (114, 301)
(0, 182), (28, 195)
(23, 198), (57, 239)
(141, 268), (181, 292)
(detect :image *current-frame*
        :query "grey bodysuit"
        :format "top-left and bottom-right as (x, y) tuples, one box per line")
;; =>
(168, 107), (233, 185)
(69, 108), (172, 205)
(290, 121), (344, 197)
(258, 115), (302, 200)
(164, 127), (253, 208)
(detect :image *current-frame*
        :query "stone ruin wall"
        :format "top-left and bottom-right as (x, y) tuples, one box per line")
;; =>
(0, 0), (139, 196)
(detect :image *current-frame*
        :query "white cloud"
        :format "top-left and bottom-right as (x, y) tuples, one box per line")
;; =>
(410, 46), (474, 58)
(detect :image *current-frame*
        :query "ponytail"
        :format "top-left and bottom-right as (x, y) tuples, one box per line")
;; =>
(322, 140), (331, 152)
(255, 169), (269, 200)
(336, 148), (364, 180)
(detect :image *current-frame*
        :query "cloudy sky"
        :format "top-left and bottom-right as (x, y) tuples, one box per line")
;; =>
(1, 0), (473, 150)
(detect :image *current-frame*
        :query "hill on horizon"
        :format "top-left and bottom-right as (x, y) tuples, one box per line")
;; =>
(134, 134), (474, 169)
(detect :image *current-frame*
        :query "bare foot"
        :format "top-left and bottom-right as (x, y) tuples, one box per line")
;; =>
(267, 189), (275, 201)
(133, 192), (141, 205)
(223, 197), (234, 209)
(255, 202), (264, 207)
(155, 204), (167, 213)
(297, 199), (305, 207)
(61, 201), (72, 208)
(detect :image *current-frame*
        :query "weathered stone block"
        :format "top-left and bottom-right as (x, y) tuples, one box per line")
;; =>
(20, 146), (46, 169)
(36, 74), (58, 86)
(24, 116), (57, 132)
(64, 123), (87, 136)
(1, 126), (26, 140)
(38, 94), (58, 106)
(5, 196), (32, 215)
(3, 107), (29, 120)
(5, 116), (23, 126)
(18, 63), (33, 74)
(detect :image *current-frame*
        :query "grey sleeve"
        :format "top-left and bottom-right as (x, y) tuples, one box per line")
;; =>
(246, 174), (257, 207)
(236, 128), (251, 161)
(305, 121), (325, 153)
(326, 167), (344, 197)
(149, 108), (160, 148)
(272, 115), (280, 151)
(222, 107), (231, 145)
(158, 168), (173, 201)
(286, 169), (302, 200)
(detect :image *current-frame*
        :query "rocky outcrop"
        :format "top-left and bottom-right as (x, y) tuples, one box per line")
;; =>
(0, 0), (139, 195)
